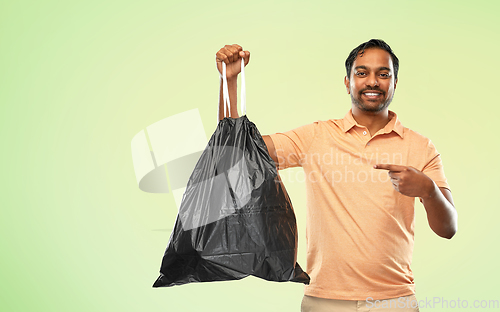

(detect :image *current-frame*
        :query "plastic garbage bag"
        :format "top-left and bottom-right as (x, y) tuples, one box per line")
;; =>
(153, 115), (310, 287)
(152, 59), (309, 287)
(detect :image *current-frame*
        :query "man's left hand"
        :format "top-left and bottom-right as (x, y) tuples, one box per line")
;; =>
(374, 164), (434, 198)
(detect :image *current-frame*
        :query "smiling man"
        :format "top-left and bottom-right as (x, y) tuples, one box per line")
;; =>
(216, 39), (457, 312)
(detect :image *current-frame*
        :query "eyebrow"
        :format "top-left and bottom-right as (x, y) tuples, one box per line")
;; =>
(355, 65), (392, 72)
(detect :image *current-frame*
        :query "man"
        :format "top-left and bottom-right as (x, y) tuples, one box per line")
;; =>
(215, 39), (457, 312)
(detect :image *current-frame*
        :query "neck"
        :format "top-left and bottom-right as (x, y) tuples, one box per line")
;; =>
(351, 106), (391, 136)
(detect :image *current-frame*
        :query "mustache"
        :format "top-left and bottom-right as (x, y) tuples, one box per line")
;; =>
(359, 87), (385, 95)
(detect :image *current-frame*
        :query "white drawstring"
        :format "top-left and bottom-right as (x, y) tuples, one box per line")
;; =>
(222, 62), (230, 118)
(219, 58), (247, 120)
(240, 58), (246, 116)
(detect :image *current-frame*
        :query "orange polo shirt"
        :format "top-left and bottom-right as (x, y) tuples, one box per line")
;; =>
(269, 109), (450, 300)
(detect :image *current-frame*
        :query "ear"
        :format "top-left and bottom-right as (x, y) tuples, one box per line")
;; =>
(344, 76), (350, 94)
(394, 78), (398, 90)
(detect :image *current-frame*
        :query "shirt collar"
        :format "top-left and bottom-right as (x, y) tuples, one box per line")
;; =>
(342, 108), (404, 138)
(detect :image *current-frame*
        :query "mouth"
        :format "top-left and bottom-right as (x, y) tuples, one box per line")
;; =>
(361, 90), (384, 100)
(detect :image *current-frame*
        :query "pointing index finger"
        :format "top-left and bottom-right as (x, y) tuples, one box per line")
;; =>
(373, 164), (407, 171)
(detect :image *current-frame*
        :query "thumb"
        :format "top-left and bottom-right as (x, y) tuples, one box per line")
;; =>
(240, 51), (250, 66)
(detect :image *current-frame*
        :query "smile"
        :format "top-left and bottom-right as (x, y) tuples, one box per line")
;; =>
(361, 92), (383, 98)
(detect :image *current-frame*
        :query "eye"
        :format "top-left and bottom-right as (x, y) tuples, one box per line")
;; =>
(355, 72), (366, 77)
(379, 73), (390, 78)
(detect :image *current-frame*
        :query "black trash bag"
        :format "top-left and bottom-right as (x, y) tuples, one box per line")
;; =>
(153, 115), (310, 287)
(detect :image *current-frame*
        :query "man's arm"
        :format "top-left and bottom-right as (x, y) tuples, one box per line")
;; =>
(374, 164), (458, 239)
(215, 44), (278, 165)
(215, 44), (250, 121)
(420, 185), (457, 239)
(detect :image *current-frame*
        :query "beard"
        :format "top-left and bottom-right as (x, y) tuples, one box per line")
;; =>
(350, 88), (394, 113)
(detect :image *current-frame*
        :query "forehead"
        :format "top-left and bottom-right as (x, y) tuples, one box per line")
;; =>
(353, 48), (394, 71)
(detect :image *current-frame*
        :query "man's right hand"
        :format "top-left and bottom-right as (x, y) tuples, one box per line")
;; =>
(216, 44), (250, 79)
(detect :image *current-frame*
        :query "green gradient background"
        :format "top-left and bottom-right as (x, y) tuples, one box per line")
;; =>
(1, 0), (498, 311)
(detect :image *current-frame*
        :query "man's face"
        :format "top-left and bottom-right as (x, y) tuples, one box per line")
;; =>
(344, 48), (398, 113)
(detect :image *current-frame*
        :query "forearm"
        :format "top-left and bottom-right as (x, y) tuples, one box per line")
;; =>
(218, 77), (239, 121)
(421, 182), (458, 239)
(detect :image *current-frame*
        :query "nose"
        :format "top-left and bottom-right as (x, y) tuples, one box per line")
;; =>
(366, 73), (379, 87)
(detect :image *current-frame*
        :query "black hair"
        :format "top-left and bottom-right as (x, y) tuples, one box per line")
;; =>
(345, 39), (399, 80)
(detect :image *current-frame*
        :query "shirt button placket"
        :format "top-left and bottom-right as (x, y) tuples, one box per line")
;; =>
(362, 129), (370, 147)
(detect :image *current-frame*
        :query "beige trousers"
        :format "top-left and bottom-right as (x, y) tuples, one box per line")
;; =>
(301, 294), (420, 312)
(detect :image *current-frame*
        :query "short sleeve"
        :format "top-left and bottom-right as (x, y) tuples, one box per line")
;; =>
(268, 123), (317, 170)
(421, 140), (450, 191)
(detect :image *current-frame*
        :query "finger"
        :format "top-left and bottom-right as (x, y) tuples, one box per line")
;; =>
(390, 177), (400, 188)
(241, 50), (250, 66)
(225, 45), (239, 62)
(374, 164), (407, 171)
(229, 44), (245, 63)
(222, 46), (234, 63)
(232, 44), (243, 53)
(216, 50), (230, 64)
(388, 171), (402, 179)
(232, 44), (244, 63)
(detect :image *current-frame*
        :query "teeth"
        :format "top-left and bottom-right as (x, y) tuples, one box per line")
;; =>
(364, 93), (380, 96)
